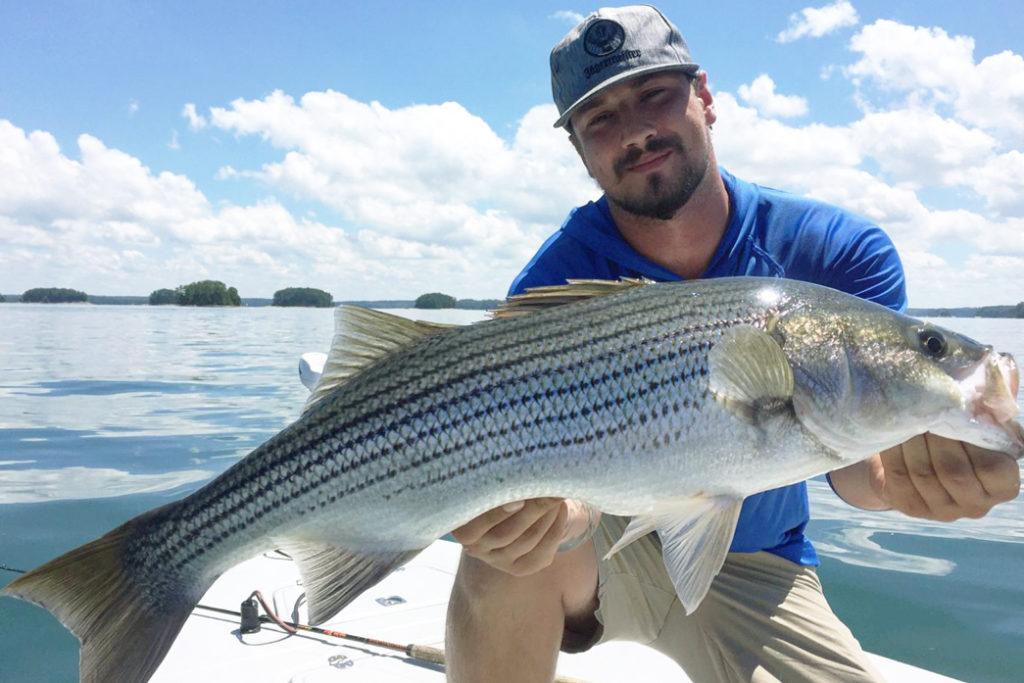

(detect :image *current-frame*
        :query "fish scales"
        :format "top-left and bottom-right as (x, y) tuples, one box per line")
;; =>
(110, 280), (825, 586)
(358, 293), (744, 507)
(137, 281), (773, 582)
(7, 276), (1023, 683)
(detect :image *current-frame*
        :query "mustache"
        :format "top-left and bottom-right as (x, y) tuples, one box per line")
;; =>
(614, 135), (686, 178)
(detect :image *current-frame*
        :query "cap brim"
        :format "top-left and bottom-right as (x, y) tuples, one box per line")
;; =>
(553, 63), (699, 128)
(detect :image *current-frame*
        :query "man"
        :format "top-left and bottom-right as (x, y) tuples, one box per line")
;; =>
(445, 6), (1020, 682)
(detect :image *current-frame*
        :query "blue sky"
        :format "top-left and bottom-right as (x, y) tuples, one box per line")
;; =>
(1, 1), (1022, 306)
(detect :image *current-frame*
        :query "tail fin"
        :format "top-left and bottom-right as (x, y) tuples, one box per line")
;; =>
(1, 514), (210, 683)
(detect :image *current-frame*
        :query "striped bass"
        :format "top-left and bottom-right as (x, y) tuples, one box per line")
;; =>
(3, 276), (1023, 683)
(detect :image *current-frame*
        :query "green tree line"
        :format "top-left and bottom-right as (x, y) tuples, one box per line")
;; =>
(908, 302), (1024, 318)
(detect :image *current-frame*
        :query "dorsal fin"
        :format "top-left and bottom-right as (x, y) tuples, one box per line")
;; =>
(490, 277), (653, 320)
(303, 306), (457, 413)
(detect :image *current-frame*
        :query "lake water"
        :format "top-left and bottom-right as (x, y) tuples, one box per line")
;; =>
(0, 304), (1022, 682)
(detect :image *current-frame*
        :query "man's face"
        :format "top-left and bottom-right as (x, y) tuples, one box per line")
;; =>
(569, 71), (715, 220)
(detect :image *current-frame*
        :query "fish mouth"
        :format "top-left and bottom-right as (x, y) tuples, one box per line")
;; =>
(960, 350), (1024, 457)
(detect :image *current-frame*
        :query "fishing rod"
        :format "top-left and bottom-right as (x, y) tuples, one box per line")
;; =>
(3, 563), (441, 664)
(3, 563), (590, 683)
(204, 593), (591, 683)
(199, 596), (448, 666)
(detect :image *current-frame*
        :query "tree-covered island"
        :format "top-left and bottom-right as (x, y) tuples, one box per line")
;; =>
(272, 287), (333, 307)
(414, 292), (457, 309)
(412, 292), (501, 310)
(149, 280), (241, 306)
(21, 287), (88, 303)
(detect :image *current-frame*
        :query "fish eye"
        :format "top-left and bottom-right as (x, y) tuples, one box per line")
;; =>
(918, 328), (947, 357)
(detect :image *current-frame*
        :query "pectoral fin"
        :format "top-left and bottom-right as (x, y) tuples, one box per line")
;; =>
(708, 325), (794, 430)
(605, 494), (743, 615)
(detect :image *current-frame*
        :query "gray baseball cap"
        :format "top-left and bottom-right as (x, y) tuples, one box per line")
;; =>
(550, 5), (699, 128)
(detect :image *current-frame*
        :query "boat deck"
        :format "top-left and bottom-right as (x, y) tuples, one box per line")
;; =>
(152, 540), (961, 682)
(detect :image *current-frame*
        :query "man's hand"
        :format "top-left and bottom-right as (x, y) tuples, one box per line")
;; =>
(451, 498), (597, 576)
(831, 433), (1021, 520)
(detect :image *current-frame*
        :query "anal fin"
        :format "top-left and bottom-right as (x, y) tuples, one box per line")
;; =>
(283, 542), (423, 624)
(605, 495), (743, 615)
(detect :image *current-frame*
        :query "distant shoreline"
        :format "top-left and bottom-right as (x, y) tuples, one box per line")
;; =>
(907, 305), (1024, 319)
(0, 294), (501, 310)
(1, 295), (1020, 318)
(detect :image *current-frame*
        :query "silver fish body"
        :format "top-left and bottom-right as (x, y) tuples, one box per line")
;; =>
(4, 276), (1022, 683)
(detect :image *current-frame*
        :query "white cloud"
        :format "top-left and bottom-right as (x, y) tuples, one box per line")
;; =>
(845, 20), (1024, 146)
(552, 10), (584, 25)
(776, 1), (859, 43)
(969, 150), (1024, 216)
(849, 108), (995, 187)
(182, 102), (208, 130)
(207, 91), (593, 254)
(953, 50), (1024, 144)
(0, 98), (594, 301)
(736, 75), (809, 118)
(845, 20), (974, 96)
(712, 92), (861, 189)
(215, 165), (238, 180)
(0, 121), (206, 237)
(0, 119), (358, 296)
(902, 249), (1024, 310)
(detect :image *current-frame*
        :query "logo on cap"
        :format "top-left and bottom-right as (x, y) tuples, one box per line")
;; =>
(583, 19), (625, 57)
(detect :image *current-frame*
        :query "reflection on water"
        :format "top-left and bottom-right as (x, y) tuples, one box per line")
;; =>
(812, 526), (957, 576)
(0, 305), (324, 503)
(0, 465), (214, 504)
(0, 305), (490, 502)
(809, 478), (1024, 550)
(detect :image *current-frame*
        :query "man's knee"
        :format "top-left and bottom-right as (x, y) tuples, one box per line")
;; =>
(449, 540), (599, 621)
(452, 547), (569, 604)
(446, 546), (598, 683)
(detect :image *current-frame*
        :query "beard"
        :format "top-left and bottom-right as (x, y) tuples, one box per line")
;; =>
(605, 133), (711, 221)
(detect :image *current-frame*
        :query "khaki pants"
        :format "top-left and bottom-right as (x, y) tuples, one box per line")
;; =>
(566, 515), (886, 683)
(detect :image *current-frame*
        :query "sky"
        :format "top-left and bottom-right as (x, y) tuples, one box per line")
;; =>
(1, 0), (1022, 307)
